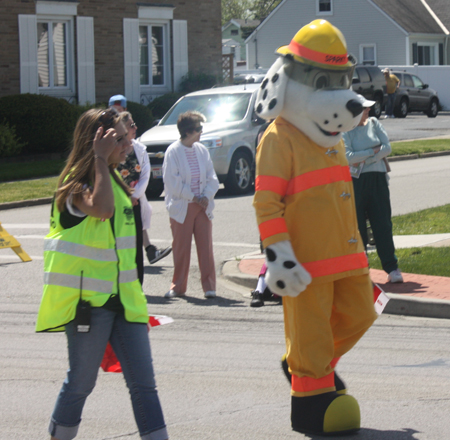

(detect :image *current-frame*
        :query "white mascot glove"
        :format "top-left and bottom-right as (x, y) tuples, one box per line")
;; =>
(265, 240), (312, 297)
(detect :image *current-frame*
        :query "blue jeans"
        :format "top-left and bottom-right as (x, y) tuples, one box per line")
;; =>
(49, 308), (168, 440)
(386, 93), (396, 116)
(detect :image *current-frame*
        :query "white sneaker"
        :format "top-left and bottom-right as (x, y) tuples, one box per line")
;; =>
(388, 269), (403, 283)
(164, 290), (185, 298)
(205, 290), (216, 298)
(383, 115), (389, 119)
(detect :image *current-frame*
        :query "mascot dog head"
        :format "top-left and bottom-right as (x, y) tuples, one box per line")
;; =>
(255, 20), (365, 149)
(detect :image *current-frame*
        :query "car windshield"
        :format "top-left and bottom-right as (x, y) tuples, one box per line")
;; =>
(160, 93), (252, 125)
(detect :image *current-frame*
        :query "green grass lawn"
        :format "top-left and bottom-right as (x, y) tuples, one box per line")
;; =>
(390, 138), (450, 157)
(0, 158), (65, 183)
(368, 247), (450, 278)
(392, 204), (450, 235)
(369, 204), (450, 277)
(0, 177), (58, 203)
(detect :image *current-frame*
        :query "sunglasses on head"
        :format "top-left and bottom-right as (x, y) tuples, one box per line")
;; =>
(98, 108), (119, 130)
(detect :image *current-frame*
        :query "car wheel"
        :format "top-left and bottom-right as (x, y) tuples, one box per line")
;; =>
(369, 94), (383, 119)
(394, 97), (408, 118)
(224, 151), (253, 195)
(426, 98), (438, 118)
(145, 179), (164, 199)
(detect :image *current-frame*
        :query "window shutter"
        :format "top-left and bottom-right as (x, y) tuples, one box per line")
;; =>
(412, 43), (418, 64)
(172, 20), (188, 92)
(439, 43), (444, 65)
(123, 18), (140, 104)
(18, 15), (39, 94)
(76, 17), (95, 105)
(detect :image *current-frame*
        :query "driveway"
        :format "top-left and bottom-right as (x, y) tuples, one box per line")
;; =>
(379, 111), (450, 141)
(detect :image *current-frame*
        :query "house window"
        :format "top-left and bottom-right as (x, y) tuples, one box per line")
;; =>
(317, 0), (333, 15)
(360, 45), (376, 66)
(139, 25), (165, 86)
(418, 43), (437, 65)
(231, 29), (238, 36)
(37, 20), (69, 88)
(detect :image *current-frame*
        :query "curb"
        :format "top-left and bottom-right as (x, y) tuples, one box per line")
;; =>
(1, 152), (450, 211)
(0, 197), (52, 211)
(221, 259), (450, 320)
(387, 150), (450, 162)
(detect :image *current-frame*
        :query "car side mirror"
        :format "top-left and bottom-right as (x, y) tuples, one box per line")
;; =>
(422, 84), (429, 89)
(352, 78), (360, 84)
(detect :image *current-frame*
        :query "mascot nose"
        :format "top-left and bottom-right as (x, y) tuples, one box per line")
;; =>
(346, 99), (364, 117)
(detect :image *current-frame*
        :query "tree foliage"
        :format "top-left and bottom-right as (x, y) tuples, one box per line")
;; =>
(221, 0), (282, 25)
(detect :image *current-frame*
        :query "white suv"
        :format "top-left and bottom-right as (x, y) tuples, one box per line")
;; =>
(139, 84), (264, 198)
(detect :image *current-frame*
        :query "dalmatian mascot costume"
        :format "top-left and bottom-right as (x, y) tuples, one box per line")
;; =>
(253, 20), (378, 436)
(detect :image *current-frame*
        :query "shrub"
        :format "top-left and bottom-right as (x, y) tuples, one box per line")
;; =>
(178, 71), (218, 94)
(147, 93), (182, 119)
(0, 120), (26, 157)
(127, 101), (154, 137)
(0, 94), (80, 156)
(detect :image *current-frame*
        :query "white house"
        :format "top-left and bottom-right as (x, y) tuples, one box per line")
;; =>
(245, 0), (450, 69)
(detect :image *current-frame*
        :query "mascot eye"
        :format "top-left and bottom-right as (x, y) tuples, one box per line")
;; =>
(314, 73), (330, 90)
(340, 75), (350, 88)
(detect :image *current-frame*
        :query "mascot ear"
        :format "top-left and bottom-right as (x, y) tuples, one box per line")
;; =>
(255, 57), (293, 120)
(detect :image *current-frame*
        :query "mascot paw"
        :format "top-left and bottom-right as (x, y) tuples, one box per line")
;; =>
(291, 393), (360, 436)
(281, 355), (347, 394)
(265, 241), (312, 297)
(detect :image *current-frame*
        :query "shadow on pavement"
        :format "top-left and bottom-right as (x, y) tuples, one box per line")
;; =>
(306, 427), (420, 439)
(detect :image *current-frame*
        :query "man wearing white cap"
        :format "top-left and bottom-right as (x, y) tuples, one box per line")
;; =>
(343, 95), (403, 284)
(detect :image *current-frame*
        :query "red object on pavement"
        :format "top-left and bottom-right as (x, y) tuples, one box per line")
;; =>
(100, 315), (173, 373)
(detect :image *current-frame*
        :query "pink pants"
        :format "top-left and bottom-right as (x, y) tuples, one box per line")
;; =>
(170, 203), (216, 294)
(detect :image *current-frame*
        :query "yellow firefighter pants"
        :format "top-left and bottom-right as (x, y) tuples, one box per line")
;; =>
(283, 273), (377, 397)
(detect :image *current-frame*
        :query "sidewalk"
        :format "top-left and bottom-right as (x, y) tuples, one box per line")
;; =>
(222, 234), (450, 319)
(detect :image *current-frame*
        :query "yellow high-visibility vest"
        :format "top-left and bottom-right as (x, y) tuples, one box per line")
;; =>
(36, 172), (148, 332)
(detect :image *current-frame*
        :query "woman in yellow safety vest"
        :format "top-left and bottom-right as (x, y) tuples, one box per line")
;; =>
(36, 108), (168, 440)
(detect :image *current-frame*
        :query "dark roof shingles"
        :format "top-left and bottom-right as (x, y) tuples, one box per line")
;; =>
(372, 0), (444, 34)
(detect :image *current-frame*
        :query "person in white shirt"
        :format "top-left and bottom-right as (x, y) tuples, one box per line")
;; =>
(116, 111), (171, 283)
(162, 111), (219, 299)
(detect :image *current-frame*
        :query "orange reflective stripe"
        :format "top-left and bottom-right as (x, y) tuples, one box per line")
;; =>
(255, 175), (289, 196)
(286, 165), (351, 196)
(258, 218), (288, 241)
(292, 371), (335, 393)
(288, 40), (349, 66)
(303, 252), (368, 278)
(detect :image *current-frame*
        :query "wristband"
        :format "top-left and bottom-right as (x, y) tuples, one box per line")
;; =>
(94, 155), (109, 166)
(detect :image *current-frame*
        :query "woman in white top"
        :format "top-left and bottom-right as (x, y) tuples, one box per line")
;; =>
(117, 112), (172, 284)
(162, 111), (219, 298)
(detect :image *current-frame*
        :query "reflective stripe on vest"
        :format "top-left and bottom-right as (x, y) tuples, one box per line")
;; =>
(116, 235), (136, 250)
(44, 272), (114, 293)
(119, 268), (138, 284)
(44, 238), (118, 262)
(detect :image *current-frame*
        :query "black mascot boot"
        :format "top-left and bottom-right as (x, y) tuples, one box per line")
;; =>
(291, 392), (360, 436)
(281, 354), (347, 394)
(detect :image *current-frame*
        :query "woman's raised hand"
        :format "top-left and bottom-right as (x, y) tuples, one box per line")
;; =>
(93, 126), (117, 162)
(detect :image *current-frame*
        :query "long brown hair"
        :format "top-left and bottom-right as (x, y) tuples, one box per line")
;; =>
(55, 108), (131, 212)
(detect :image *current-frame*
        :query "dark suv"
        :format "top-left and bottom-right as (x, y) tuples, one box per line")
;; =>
(390, 71), (439, 118)
(352, 65), (386, 118)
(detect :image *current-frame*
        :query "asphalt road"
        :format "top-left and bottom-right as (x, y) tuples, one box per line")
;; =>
(1, 114), (450, 439)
